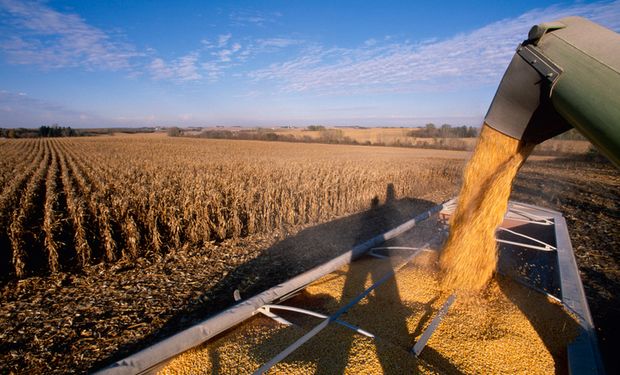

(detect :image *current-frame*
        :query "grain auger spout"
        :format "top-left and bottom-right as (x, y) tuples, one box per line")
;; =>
(484, 16), (620, 166)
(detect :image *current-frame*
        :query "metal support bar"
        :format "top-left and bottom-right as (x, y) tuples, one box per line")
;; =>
(368, 251), (389, 259)
(257, 307), (293, 326)
(498, 226), (556, 250)
(253, 245), (432, 374)
(497, 239), (555, 252)
(412, 294), (456, 356)
(334, 319), (375, 338)
(262, 304), (327, 319)
(507, 204), (554, 225)
(442, 199), (555, 226)
(261, 304), (375, 338)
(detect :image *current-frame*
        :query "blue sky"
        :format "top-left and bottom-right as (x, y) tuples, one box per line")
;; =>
(0, 0), (619, 128)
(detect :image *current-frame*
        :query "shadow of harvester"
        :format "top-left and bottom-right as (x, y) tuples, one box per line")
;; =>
(92, 185), (439, 372)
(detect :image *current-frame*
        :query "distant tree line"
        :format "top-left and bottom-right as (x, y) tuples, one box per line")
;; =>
(38, 125), (77, 137)
(0, 125), (79, 138)
(408, 123), (479, 138)
(196, 128), (357, 145)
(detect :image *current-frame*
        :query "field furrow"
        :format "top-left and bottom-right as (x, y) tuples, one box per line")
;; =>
(9, 140), (51, 277)
(43, 141), (61, 272)
(57, 144), (92, 267)
(56, 139), (122, 261)
(0, 140), (46, 278)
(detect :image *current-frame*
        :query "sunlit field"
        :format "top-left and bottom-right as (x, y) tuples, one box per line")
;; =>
(0, 133), (467, 279)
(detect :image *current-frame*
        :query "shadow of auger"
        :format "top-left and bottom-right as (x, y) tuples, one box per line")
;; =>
(91, 186), (440, 373)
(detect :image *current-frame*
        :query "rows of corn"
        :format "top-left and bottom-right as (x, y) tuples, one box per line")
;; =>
(0, 134), (462, 279)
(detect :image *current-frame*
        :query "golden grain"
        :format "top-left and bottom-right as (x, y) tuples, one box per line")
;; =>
(439, 125), (535, 291)
(160, 252), (578, 374)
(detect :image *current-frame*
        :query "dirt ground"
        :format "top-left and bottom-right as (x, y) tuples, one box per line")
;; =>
(513, 155), (619, 375)
(0, 155), (617, 374)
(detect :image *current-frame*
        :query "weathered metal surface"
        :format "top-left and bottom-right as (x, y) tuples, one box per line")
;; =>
(485, 16), (620, 166)
(542, 17), (620, 167)
(412, 294), (457, 356)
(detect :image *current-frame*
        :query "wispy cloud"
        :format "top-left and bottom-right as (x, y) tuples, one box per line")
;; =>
(149, 53), (202, 82)
(2, 0), (617, 93)
(255, 37), (303, 50)
(149, 33), (246, 82)
(217, 33), (232, 47)
(229, 9), (282, 27)
(248, 1), (620, 95)
(152, 33), (302, 83)
(0, 1), (299, 84)
(0, 0), (140, 70)
(214, 42), (242, 62)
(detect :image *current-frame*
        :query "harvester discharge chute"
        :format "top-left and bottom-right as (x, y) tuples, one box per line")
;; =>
(485, 16), (620, 166)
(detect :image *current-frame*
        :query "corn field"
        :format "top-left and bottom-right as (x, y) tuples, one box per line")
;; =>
(0, 134), (462, 279)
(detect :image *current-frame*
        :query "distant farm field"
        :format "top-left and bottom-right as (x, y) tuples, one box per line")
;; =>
(196, 126), (592, 154)
(0, 134), (468, 280)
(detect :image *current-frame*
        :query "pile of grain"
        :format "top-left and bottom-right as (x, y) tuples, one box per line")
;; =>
(160, 251), (578, 374)
(439, 125), (535, 291)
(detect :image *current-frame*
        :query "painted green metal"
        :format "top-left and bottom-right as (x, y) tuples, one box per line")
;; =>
(485, 17), (620, 167)
(537, 17), (620, 167)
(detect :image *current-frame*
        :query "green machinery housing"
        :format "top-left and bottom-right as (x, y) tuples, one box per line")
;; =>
(485, 16), (620, 166)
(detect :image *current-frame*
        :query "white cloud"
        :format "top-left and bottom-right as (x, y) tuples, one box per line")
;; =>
(151, 36), (251, 83)
(212, 41), (243, 62)
(229, 10), (281, 27)
(0, 1), (301, 84)
(149, 53), (202, 82)
(201, 62), (223, 82)
(175, 54), (202, 81)
(214, 50), (232, 62)
(217, 33), (232, 47)
(149, 58), (172, 79)
(256, 38), (302, 49)
(0, 0), (140, 70)
(200, 38), (213, 48)
(248, 1), (620, 94)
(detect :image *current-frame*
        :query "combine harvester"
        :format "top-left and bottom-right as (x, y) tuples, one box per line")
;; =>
(99, 16), (617, 374)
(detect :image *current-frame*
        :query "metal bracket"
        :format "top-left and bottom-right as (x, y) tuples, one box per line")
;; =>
(516, 44), (562, 85)
(497, 227), (557, 252)
(412, 294), (456, 356)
